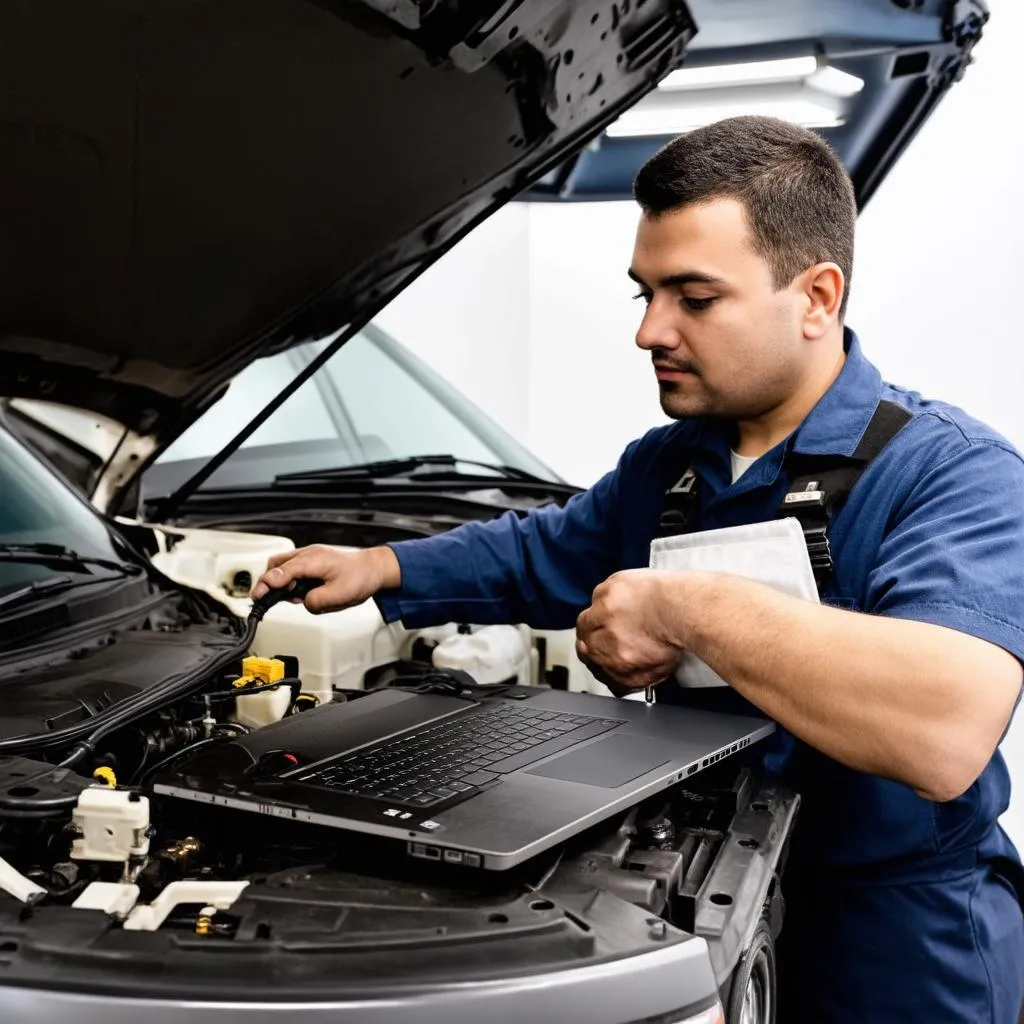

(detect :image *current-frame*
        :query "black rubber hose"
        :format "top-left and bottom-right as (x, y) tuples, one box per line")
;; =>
(200, 677), (301, 702)
(53, 615), (261, 770)
(50, 580), (318, 767)
(136, 735), (234, 789)
(0, 793), (83, 815)
(0, 579), (316, 816)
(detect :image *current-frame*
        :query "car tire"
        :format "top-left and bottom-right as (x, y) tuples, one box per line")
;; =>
(726, 918), (776, 1024)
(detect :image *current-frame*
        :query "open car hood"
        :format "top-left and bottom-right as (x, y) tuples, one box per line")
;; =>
(525, 0), (989, 202)
(0, 0), (988, 507)
(0, 0), (694, 450)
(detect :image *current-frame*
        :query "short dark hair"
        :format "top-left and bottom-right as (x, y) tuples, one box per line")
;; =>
(633, 116), (857, 318)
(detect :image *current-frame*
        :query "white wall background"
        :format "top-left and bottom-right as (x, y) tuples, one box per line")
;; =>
(375, 204), (532, 442)
(379, 1), (1024, 843)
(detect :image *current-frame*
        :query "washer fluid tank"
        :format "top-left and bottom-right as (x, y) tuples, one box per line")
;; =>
(431, 625), (533, 686)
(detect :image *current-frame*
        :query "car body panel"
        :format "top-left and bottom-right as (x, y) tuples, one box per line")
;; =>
(0, 0), (694, 469)
(524, 0), (988, 203)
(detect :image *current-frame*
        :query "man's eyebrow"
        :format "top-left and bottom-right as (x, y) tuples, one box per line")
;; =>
(627, 268), (726, 288)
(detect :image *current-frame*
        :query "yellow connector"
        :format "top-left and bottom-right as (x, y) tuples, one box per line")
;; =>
(92, 766), (117, 787)
(231, 656), (286, 690)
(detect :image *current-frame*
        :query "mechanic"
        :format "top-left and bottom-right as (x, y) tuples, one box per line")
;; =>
(254, 115), (1024, 1022)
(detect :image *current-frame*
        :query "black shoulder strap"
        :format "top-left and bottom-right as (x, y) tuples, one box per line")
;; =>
(657, 467), (699, 537)
(853, 399), (915, 461)
(780, 400), (912, 587)
(656, 400), (913, 592)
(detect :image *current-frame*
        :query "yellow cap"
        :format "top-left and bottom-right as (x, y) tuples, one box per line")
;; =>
(241, 656), (285, 683)
(92, 766), (117, 787)
(231, 656), (287, 689)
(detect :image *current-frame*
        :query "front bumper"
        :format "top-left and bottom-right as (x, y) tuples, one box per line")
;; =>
(2, 939), (718, 1024)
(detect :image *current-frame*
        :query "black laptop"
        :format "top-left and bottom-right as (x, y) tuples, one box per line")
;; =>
(154, 684), (773, 870)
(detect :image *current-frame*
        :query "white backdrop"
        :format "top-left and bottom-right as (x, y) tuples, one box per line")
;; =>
(377, 0), (1024, 844)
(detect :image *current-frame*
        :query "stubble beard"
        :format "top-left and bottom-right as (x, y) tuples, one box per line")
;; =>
(658, 378), (785, 423)
(658, 378), (715, 420)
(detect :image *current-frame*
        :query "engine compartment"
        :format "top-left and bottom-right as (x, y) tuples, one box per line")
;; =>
(0, 521), (796, 1009)
(144, 522), (611, 699)
(0, 743), (795, 1002)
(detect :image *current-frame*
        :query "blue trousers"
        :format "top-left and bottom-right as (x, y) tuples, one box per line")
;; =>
(775, 861), (1024, 1022)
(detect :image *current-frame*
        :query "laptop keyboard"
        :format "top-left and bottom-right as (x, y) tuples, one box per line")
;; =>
(297, 703), (622, 808)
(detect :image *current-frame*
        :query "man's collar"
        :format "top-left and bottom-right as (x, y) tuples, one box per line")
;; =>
(682, 327), (883, 498)
(788, 327), (883, 457)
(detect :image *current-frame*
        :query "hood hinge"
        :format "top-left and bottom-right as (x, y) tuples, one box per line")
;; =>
(936, 0), (988, 86)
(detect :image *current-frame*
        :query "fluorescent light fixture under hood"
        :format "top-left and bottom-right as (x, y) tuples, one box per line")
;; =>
(659, 56), (818, 90)
(606, 55), (864, 138)
(607, 95), (844, 137)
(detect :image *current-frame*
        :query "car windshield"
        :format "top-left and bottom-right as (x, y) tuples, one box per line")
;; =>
(143, 324), (560, 501)
(0, 428), (124, 596)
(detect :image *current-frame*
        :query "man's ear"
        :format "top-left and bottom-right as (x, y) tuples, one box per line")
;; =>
(800, 262), (845, 339)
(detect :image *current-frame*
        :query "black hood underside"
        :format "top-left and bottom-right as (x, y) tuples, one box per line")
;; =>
(0, 0), (693, 446)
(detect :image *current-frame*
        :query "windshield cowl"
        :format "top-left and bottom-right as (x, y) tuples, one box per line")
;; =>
(273, 454), (555, 487)
(0, 543), (142, 577)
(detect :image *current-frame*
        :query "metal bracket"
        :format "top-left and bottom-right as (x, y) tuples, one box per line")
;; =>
(802, 525), (834, 575)
(944, 0), (989, 50)
(123, 879), (250, 932)
(357, 0), (426, 33)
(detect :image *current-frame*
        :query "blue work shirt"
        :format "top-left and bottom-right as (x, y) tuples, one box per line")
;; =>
(377, 329), (1024, 1021)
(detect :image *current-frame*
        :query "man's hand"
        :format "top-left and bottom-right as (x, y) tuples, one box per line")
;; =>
(252, 544), (401, 614)
(575, 570), (686, 689)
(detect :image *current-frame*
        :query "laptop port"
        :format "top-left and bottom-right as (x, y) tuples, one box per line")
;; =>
(408, 842), (442, 860)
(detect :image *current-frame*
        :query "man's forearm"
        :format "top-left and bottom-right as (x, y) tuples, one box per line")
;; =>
(668, 573), (1022, 801)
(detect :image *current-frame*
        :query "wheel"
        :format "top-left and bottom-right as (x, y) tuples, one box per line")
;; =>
(726, 919), (776, 1024)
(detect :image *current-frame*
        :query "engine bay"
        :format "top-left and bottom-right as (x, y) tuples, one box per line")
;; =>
(144, 523), (608, 699)
(0, 746), (794, 1002)
(0, 522), (796, 1005)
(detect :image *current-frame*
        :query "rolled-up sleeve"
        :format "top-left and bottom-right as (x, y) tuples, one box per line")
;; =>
(865, 437), (1024, 664)
(374, 439), (646, 631)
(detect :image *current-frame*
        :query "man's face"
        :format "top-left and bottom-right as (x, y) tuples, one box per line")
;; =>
(629, 198), (810, 422)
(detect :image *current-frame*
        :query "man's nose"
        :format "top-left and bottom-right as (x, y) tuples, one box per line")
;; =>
(635, 301), (681, 352)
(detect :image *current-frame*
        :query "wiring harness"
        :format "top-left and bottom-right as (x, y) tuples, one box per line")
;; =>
(0, 578), (323, 816)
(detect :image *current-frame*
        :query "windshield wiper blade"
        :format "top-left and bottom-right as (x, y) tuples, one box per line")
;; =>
(0, 543), (142, 577)
(0, 575), (79, 614)
(273, 455), (551, 486)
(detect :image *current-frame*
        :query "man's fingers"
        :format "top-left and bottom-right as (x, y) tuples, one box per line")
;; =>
(302, 580), (337, 614)
(576, 604), (601, 640)
(252, 550), (327, 599)
(575, 609), (589, 640)
(251, 563), (298, 599)
(251, 549), (299, 595)
(251, 546), (382, 616)
(265, 549), (299, 571)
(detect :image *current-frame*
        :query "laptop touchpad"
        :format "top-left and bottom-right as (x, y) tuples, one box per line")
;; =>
(525, 734), (676, 788)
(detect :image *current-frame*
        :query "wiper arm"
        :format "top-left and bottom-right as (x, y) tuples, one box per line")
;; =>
(0, 575), (78, 614)
(273, 454), (551, 486)
(0, 543), (142, 577)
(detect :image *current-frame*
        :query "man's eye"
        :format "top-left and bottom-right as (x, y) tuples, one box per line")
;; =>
(632, 291), (653, 306)
(684, 296), (715, 312)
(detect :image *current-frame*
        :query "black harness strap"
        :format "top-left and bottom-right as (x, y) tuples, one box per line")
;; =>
(658, 400), (913, 594)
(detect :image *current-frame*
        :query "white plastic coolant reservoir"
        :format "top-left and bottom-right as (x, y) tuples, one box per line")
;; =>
(251, 599), (407, 704)
(431, 625), (533, 686)
(147, 526), (294, 618)
(145, 528), (409, 705)
(233, 685), (294, 730)
(399, 623), (459, 659)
